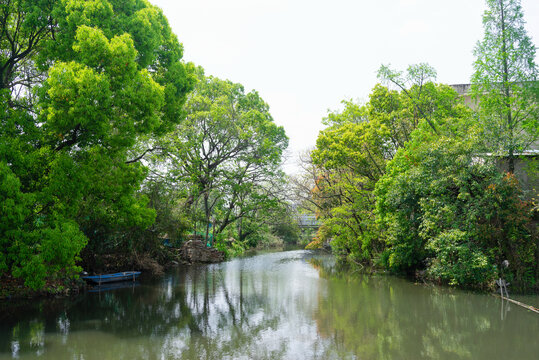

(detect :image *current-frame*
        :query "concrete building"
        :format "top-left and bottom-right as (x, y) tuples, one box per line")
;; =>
(450, 84), (538, 203)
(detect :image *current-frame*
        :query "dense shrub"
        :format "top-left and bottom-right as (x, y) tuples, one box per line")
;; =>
(376, 136), (536, 289)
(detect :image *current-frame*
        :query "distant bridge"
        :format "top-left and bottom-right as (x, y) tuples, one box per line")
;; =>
(297, 214), (320, 229)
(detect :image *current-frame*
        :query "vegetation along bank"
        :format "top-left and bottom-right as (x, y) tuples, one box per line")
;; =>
(0, 0), (538, 297)
(301, 0), (538, 292)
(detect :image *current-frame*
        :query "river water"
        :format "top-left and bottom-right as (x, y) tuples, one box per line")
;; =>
(1, 250), (538, 360)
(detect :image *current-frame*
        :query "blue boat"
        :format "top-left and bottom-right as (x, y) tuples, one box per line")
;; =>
(81, 271), (141, 284)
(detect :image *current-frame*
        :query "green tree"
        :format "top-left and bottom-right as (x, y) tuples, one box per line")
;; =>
(471, 0), (539, 173)
(159, 69), (288, 245)
(310, 75), (470, 265)
(375, 129), (535, 288)
(0, 0), (56, 91)
(0, 0), (194, 289)
(377, 63), (439, 134)
(312, 119), (384, 263)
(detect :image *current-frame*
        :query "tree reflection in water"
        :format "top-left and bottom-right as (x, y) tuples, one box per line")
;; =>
(310, 258), (539, 360)
(0, 252), (329, 359)
(1, 251), (539, 360)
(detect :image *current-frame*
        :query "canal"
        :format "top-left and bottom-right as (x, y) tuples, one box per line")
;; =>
(1, 250), (538, 359)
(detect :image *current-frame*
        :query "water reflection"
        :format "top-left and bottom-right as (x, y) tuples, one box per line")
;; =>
(311, 258), (539, 360)
(0, 250), (538, 360)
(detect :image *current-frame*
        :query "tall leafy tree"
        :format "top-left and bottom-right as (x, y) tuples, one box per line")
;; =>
(159, 69), (288, 244)
(0, 0), (194, 289)
(378, 63), (440, 134)
(310, 73), (470, 265)
(0, 0), (55, 93)
(375, 127), (535, 288)
(471, 0), (539, 173)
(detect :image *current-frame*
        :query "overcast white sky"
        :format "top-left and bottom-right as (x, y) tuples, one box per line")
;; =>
(149, 0), (539, 172)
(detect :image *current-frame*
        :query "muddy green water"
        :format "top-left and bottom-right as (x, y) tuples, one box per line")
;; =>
(1, 250), (539, 359)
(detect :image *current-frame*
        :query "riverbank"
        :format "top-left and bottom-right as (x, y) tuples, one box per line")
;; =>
(0, 241), (228, 300)
(0, 275), (84, 300)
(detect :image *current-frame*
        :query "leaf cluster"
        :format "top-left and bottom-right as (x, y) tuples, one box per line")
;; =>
(0, 0), (194, 289)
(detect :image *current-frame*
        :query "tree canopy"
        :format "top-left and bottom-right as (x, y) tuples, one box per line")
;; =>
(0, 0), (194, 289)
(471, 0), (539, 172)
(309, 59), (537, 289)
(156, 69), (289, 249)
(309, 67), (472, 266)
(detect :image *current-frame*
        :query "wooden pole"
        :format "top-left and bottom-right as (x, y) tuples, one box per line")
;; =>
(494, 294), (539, 314)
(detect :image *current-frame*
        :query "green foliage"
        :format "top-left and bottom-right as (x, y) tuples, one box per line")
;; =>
(158, 69), (288, 246)
(0, 0), (57, 90)
(0, 162), (34, 275)
(310, 76), (470, 267)
(41, 25), (165, 151)
(214, 238), (247, 259)
(375, 132), (535, 288)
(312, 106), (387, 264)
(11, 220), (87, 290)
(0, 160), (87, 290)
(141, 178), (192, 248)
(271, 216), (301, 245)
(322, 99), (367, 126)
(312, 58), (537, 289)
(0, 0), (193, 290)
(257, 232), (284, 249)
(377, 63), (439, 134)
(471, 0), (539, 172)
(426, 230), (496, 287)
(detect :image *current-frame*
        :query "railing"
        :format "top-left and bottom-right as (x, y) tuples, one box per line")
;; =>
(297, 214), (320, 228)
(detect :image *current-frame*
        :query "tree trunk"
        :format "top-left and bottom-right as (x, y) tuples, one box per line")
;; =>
(212, 219), (216, 246)
(508, 151), (515, 173)
(500, 0), (515, 174)
(204, 193), (211, 246)
(238, 217), (243, 243)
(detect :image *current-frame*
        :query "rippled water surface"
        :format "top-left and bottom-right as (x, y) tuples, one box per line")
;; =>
(1, 250), (539, 359)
